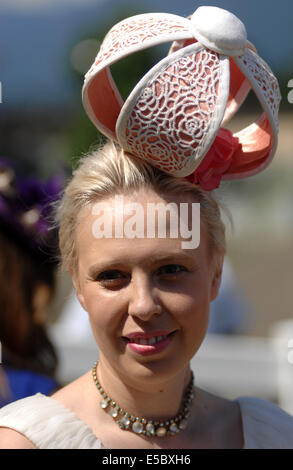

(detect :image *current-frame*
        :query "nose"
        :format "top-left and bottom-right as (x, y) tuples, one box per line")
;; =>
(127, 271), (162, 321)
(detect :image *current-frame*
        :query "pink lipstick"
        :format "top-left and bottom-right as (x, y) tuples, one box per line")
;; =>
(123, 330), (175, 356)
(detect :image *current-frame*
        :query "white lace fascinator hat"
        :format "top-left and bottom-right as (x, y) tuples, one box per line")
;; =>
(82, 6), (281, 190)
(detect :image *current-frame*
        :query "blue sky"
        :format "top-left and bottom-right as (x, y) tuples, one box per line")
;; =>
(0, 0), (292, 108)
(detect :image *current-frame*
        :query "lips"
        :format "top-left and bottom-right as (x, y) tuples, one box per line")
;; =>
(122, 330), (176, 356)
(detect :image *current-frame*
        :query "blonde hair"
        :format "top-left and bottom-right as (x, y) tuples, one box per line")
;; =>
(56, 141), (226, 276)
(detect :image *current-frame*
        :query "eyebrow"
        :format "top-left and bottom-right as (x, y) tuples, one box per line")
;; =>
(88, 251), (196, 278)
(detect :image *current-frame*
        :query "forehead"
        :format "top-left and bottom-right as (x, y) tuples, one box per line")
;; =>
(75, 189), (208, 269)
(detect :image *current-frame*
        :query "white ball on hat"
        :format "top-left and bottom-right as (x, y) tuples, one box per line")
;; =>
(190, 6), (247, 56)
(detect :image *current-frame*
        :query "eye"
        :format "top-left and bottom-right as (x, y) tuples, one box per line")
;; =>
(95, 270), (130, 288)
(156, 264), (188, 277)
(97, 270), (124, 281)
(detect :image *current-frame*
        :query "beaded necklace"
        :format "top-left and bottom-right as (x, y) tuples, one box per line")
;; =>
(92, 361), (195, 437)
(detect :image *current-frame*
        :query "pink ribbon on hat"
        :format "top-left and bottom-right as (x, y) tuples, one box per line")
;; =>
(185, 128), (240, 190)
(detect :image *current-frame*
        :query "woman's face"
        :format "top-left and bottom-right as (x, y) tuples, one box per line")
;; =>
(73, 189), (222, 386)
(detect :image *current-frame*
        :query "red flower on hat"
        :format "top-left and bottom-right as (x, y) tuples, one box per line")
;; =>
(186, 128), (240, 190)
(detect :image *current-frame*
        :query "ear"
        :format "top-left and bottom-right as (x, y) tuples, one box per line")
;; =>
(69, 269), (88, 313)
(210, 256), (224, 302)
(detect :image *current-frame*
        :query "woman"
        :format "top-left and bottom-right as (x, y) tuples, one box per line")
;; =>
(0, 141), (292, 449)
(1, 6), (293, 449)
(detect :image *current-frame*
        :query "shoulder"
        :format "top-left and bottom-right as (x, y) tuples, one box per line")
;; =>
(0, 427), (36, 449)
(236, 396), (293, 449)
(193, 387), (244, 448)
(0, 394), (48, 449)
(0, 389), (100, 449)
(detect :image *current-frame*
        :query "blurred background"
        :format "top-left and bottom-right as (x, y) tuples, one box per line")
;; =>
(0, 0), (292, 406)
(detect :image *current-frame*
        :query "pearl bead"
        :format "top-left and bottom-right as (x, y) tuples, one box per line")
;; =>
(146, 423), (155, 434)
(156, 427), (167, 437)
(109, 408), (118, 418)
(169, 423), (179, 433)
(132, 421), (144, 434)
(179, 418), (188, 430)
(121, 415), (130, 426)
(100, 399), (108, 409)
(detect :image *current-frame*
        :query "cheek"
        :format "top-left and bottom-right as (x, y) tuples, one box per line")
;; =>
(82, 285), (125, 341)
(183, 271), (212, 311)
(166, 277), (211, 327)
(180, 296), (210, 358)
(173, 275), (211, 337)
(179, 294), (210, 330)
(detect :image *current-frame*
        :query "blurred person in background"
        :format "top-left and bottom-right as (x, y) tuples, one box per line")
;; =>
(0, 157), (63, 407)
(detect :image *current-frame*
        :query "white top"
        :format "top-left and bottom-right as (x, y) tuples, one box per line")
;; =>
(0, 393), (293, 449)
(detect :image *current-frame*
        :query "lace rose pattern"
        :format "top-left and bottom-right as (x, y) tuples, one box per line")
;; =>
(237, 51), (281, 131)
(123, 48), (221, 175)
(87, 16), (190, 77)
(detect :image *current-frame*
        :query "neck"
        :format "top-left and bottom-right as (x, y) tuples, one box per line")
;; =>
(95, 355), (192, 421)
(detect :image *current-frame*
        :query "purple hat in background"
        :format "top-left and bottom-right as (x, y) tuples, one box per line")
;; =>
(0, 157), (63, 264)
